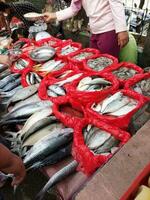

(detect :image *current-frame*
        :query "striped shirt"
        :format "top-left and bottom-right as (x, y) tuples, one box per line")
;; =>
(8, 1), (40, 29)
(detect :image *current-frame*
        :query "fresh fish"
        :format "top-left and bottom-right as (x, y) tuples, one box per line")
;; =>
(48, 84), (66, 96)
(113, 67), (137, 80)
(0, 118), (27, 125)
(109, 101), (137, 116)
(88, 130), (111, 150)
(73, 52), (93, 61)
(26, 73), (41, 85)
(87, 57), (113, 71)
(85, 126), (99, 144)
(47, 89), (58, 97)
(0, 85), (23, 98)
(9, 84), (39, 104)
(27, 144), (72, 171)
(102, 96), (129, 114)
(23, 128), (73, 165)
(39, 60), (63, 72)
(35, 160), (78, 200)
(0, 73), (20, 89)
(17, 108), (53, 140)
(101, 92), (123, 113)
(56, 70), (73, 79)
(56, 73), (83, 86)
(22, 123), (65, 148)
(133, 78), (150, 97)
(61, 45), (78, 55)
(1, 100), (52, 123)
(1, 77), (21, 92)
(11, 93), (41, 112)
(94, 136), (120, 154)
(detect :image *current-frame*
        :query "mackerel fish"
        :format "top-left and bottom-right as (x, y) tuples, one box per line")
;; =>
(26, 72), (42, 85)
(91, 91), (137, 116)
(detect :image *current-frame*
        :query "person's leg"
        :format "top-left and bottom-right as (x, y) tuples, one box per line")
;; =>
(96, 30), (120, 58)
(90, 34), (99, 49)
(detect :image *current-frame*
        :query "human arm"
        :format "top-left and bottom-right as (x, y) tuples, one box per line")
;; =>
(44, 0), (81, 23)
(108, 0), (129, 48)
(0, 55), (12, 66)
(0, 144), (26, 186)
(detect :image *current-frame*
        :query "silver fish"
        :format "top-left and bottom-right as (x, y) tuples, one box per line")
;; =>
(48, 84), (66, 96)
(87, 57), (113, 71)
(35, 160), (78, 200)
(23, 128), (73, 165)
(113, 67), (137, 80)
(73, 52), (93, 61)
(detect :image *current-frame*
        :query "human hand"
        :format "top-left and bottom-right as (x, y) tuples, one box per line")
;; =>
(43, 12), (57, 23)
(11, 155), (26, 186)
(0, 55), (12, 66)
(118, 31), (129, 48)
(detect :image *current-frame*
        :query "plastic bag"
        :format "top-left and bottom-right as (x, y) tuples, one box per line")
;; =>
(86, 89), (147, 130)
(124, 73), (150, 101)
(56, 40), (82, 61)
(35, 36), (62, 48)
(104, 62), (144, 87)
(21, 67), (43, 87)
(11, 54), (35, 74)
(53, 97), (86, 128)
(66, 72), (119, 105)
(68, 48), (100, 70)
(83, 53), (118, 73)
(32, 58), (70, 78)
(72, 118), (131, 175)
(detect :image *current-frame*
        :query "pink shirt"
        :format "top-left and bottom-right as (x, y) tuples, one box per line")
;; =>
(56, 0), (127, 34)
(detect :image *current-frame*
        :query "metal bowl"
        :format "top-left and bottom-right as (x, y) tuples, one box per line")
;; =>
(29, 46), (56, 62)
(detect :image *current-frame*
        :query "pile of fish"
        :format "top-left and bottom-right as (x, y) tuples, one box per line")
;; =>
(133, 78), (150, 97)
(47, 73), (82, 97)
(112, 67), (137, 80)
(83, 124), (119, 155)
(72, 52), (94, 61)
(77, 76), (111, 91)
(60, 45), (78, 55)
(87, 57), (113, 71)
(13, 58), (30, 70)
(26, 72), (42, 85)
(34, 59), (66, 73)
(91, 91), (137, 117)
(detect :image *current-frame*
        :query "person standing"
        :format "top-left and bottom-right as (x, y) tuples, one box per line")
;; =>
(44, 0), (129, 58)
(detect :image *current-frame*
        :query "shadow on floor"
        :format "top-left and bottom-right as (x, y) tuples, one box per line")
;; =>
(0, 171), (57, 200)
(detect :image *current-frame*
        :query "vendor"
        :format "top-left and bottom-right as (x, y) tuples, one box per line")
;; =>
(0, 1), (40, 29)
(44, 0), (129, 58)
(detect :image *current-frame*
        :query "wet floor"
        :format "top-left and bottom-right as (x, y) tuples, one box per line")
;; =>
(0, 171), (57, 200)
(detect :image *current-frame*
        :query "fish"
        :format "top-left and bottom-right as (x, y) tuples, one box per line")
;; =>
(22, 122), (65, 148)
(16, 108), (53, 140)
(73, 52), (93, 61)
(26, 72), (41, 85)
(87, 130), (111, 150)
(0, 73), (20, 89)
(0, 69), (11, 79)
(61, 45), (78, 55)
(133, 78), (150, 97)
(56, 70), (73, 79)
(56, 73), (83, 86)
(1, 77), (21, 92)
(27, 143), (72, 171)
(0, 64), (8, 73)
(94, 136), (120, 154)
(112, 67), (137, 80)
(11, 93), (41, 112)
(0, 85), (23, 98)
(38, 60), (63, 72)
(87, 57), (113, 71)
(0, 100), (52, 123)
(77, 76), (111, 92)
(48, 84), (66, 96)
(23, 128), (73, 166)
(35, 160), (78, 200)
